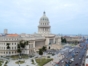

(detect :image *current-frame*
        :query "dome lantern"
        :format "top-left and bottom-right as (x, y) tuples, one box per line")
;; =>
(43, 11), (46, 15)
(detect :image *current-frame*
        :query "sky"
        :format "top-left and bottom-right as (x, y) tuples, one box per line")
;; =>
(0, 0), (88, 35)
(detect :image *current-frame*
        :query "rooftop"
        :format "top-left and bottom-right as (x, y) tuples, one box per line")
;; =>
(6, 34), (19, 37)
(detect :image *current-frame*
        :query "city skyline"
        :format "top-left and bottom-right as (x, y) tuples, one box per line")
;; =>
(0, 0), (88, 35)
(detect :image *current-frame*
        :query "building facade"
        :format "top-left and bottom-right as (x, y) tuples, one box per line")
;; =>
(0, 12), (61, 56)
(38, 12), (51, 35)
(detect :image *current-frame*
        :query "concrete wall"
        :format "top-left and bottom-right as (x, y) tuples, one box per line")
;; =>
(35, 40), (45, 47)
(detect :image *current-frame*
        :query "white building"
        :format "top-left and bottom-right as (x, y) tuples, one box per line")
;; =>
(0, 12), (61, 56)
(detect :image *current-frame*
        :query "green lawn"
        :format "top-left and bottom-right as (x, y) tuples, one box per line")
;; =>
(11, 55), (29, 60)
(15, 61), (25, 64)
(0, 61), (3, 66)
(4, 61), (8, 66)
(69, 44), (76, 47)
(36, 58), (53, 66)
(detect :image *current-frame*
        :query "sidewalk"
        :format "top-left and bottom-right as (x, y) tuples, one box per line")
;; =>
(44, 53), (64, 66)
(7, 58), (36, 66)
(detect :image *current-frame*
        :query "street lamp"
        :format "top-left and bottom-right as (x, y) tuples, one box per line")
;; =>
(18, 54), (21, 66)
(19, 57), (20, 66)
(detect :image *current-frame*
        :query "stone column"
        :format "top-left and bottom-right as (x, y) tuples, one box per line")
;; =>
(33, 41), (36, 52)
(45, 38), (50, 49)
(53, 38), (55, 44)
(44, 28), (45, 32)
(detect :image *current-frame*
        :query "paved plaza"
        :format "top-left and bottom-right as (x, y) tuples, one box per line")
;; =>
(7, 58), (36, 66)
(44, 53), (64, 66)
(1, 52), (63, 66)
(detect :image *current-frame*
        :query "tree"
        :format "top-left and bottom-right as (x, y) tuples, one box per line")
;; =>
(17, 48), (21, 54)
(61, 37), (63, 43)
(61, 37), (67, 43)
(24, 41), (29, 55)
(39, 49), (43, 56)
(6, 43), (10, 57)
(64, 38), (67, 43)
(17, 40), (29, 56)
(74, 41), (78, 45)
(17, 44), (21, 56)
(49, 46), (50, 49)
(38, 49), (43, 62)
(42, 46), (47, 52)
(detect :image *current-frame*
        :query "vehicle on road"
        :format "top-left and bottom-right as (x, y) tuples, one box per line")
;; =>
(79, 58), (81, 60)
(61, 60), (64, 63)
(70, 58), (74, 62)
(75, 63), (78, 66)
(85, 49), (88, 66)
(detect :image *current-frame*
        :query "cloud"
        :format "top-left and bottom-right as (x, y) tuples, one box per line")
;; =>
(0, 0), (88, 34)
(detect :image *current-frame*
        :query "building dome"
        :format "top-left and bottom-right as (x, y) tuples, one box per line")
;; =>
(40, 11), (49, 21)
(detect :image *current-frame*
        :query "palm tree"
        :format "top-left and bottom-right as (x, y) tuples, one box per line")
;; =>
(17, 44), (21, 56)
(17, 40), (29, 57)
(7, 43), (10, 59)
(38, 48), (43, 62)
(42, 46), (47, 52)
(6, 43), (10, 59)
(17, 43), (22, 66)
(24, 41), (29, 55)
(49, 46), (50, 49)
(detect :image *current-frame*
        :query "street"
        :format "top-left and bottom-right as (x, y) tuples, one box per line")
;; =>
(55, 41), (87, 66)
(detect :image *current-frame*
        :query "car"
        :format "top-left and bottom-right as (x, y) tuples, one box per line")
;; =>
(65, 57), (68, 59)
(70, 58), (74, 62)
(79, 58), (81, 59)
(61, 60), (64, 63)
(75, 63), (78, 65)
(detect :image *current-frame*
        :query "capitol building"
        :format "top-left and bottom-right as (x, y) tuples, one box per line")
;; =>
(0, 12), (61, 56)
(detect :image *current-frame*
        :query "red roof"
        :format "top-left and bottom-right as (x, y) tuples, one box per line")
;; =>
(7, 34), (18, 37)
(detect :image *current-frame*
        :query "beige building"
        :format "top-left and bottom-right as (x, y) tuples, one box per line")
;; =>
(63, 36), (83, 43)
(0, 12), (61, 56)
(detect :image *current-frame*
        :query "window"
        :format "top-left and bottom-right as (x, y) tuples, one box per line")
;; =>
(86, 56), (88, 58)
(9, 52), (10, 54)
(12, 47), (13, 50)
(15, 47), (16, 49)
